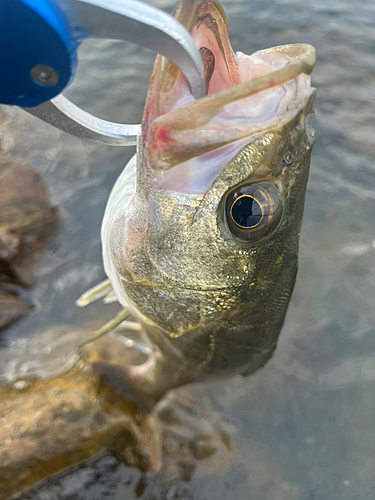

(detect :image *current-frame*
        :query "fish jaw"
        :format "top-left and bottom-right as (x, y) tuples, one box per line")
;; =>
(139, 0), (315, 191)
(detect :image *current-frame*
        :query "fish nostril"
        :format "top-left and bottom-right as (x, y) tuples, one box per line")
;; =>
(283, 152), (294, 165)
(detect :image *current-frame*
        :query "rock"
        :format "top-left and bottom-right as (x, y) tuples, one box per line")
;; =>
(0, 352), (161, 499)
(0, 289), (31, 330)
(0, 152), (58, 329)
(0, 331), (231, 500)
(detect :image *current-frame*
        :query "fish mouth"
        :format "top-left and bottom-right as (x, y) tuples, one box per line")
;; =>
(142, 0), (315, 193)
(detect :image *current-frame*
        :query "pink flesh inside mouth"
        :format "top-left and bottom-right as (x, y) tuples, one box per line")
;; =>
(148, 10), (312, 194)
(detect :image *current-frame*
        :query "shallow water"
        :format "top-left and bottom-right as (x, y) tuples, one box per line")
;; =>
(1, 0), (375, 498)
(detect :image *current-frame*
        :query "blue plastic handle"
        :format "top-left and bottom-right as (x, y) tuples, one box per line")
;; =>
(0, 0), (80, 107)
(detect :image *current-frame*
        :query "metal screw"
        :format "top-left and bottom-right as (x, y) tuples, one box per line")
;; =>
(30, 64), (59, 86)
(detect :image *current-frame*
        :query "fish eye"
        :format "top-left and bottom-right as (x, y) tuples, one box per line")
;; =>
(223, 182), (284, 243)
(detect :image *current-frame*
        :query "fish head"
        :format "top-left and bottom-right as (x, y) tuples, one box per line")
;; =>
(105, 1), (316, 348)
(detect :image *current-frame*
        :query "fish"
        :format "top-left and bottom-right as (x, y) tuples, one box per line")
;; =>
(78, 0), (316, 411)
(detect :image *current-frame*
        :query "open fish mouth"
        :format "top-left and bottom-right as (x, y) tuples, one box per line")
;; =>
(142, 0), (315, 194)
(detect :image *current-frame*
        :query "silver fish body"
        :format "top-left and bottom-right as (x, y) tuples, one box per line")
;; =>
(97, 0), (316, 409)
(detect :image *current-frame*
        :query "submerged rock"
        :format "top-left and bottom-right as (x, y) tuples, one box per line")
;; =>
(0, 290), (32, 330)
(0, 330), (231, 500)
(0, 331), (160, 500)
(0, 152), (58, 329)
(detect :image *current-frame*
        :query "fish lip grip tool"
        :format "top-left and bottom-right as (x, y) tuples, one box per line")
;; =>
(0, 0), (204, 145)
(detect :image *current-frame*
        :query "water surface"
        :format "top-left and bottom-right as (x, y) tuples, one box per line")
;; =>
(1, 0), (375, 498)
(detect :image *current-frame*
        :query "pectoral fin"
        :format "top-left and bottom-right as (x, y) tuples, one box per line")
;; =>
(76, 279), (113, 307)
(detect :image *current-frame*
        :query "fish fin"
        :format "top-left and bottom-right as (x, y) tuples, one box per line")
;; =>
(103, 289), (118, 304)
(113, 321), (152, 358)
(116, 320), (143, 334)
(80, 309), (131, 347)
(92, 361), (162, 412)
(76, 279), (113, 307)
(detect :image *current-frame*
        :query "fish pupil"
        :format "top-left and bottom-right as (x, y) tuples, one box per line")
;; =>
(231, 196), (262, 228)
